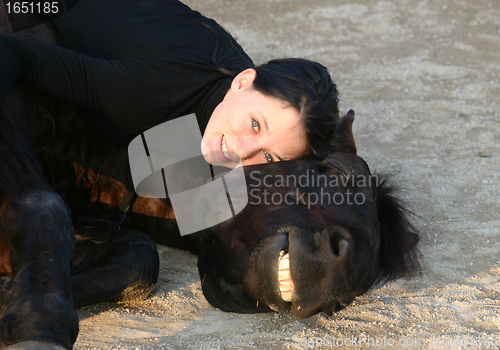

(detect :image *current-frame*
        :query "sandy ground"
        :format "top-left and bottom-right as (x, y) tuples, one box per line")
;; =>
(72, 0), (500, 349)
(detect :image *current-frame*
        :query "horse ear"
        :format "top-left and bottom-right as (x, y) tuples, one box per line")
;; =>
(330, 110), (357, 154)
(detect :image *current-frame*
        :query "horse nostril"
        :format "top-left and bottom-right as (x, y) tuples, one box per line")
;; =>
(330, 237), (351, 257)
(330, 236), (340, 256)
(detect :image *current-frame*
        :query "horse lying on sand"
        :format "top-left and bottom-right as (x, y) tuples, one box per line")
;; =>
(0, 16), (420, 350)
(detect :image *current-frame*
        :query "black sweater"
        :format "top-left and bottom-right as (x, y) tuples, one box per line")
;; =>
(0, 0), (254, 145)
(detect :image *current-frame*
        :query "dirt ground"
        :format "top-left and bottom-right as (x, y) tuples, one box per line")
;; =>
(72, 0), (500, 348)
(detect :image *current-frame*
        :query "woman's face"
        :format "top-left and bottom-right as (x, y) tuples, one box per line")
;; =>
(201, 69), (308, 167)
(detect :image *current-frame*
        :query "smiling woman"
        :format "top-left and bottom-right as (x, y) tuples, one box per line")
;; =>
(0, 0), (340, 166)
(202, 68), (308, 166)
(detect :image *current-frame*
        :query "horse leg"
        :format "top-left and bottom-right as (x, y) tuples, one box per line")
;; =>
(70, 228), (159, 308)
(0, 89), (78, 349)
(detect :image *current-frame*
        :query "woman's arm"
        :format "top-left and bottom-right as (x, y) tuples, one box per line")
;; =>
(0, 35), (168, 132)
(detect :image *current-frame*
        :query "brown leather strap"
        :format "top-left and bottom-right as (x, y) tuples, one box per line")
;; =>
(116, 179), (138, 227)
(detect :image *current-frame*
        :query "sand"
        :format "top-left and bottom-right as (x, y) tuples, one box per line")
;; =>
(66, 0), (500, 348)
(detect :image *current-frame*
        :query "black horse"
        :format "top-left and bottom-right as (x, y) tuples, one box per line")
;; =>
(0, 16), (420, 350)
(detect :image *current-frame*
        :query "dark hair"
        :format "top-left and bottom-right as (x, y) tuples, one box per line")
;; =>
(206, 22), (339, 159)
(252, 58), (339, 160)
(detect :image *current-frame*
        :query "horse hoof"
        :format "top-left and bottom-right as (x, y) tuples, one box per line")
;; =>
(4, 341), (67, 350)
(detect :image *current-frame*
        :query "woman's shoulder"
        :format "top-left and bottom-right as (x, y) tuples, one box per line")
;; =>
(49, 0), (254, 72)
(199, 18), (255, 74)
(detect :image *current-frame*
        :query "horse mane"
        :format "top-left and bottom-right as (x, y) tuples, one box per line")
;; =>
(373, 174), (421, 285)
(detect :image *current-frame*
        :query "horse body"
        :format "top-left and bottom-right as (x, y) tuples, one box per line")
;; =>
(0, 19), (420, 350)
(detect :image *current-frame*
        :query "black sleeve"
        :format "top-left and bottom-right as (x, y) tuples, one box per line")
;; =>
(0, 34), (169, 132)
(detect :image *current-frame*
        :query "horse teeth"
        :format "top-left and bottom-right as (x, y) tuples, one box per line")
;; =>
(278, 252), (293, 302)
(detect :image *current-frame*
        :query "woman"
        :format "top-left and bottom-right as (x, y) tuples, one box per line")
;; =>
(0, 0), (340, 165)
